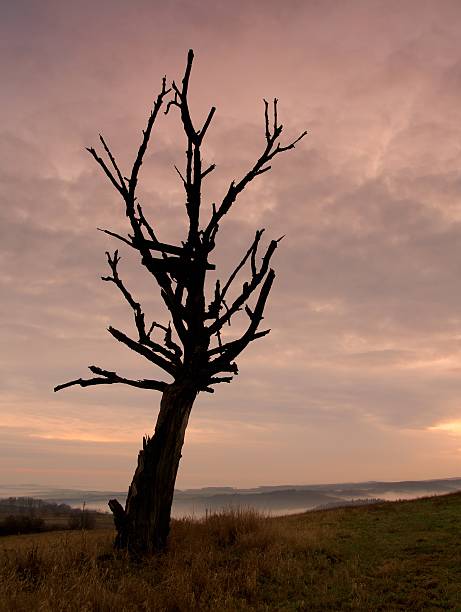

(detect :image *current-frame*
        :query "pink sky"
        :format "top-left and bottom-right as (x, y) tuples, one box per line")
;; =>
(2, 0), (461, 489)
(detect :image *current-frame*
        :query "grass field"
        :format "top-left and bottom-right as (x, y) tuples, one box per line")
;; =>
(1, 493), (460, 611)
(0, 511), (113, 533)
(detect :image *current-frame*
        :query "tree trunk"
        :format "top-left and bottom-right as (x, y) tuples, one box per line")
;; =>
(109, 382), (197, 555)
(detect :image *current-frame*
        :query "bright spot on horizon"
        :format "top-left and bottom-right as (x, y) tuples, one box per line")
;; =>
(429, 421), (461, 436)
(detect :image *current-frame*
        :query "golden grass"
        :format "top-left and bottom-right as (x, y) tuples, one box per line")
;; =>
(1, 496), (461, 610)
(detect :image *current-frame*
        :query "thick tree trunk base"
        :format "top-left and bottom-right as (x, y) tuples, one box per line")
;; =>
(109, 383), (196, 555)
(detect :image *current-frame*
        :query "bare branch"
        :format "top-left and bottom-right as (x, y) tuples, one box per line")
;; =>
(222, 229), (264, 299)
(208, 236), (278, 334)
(166, 49), (212, 250)
(100, 211), (188, 348)
(108, 326), (177, 377)
(201, 163), (216, 179)
(116, 200), (188, 345)
(141, 240), (191, 258)
(208, 329), (270, 358)
(174, 164), (187, 187)
(203, 102), (307, 246)
(163, 322), (183, 358)
(198, 106), (216, 142)
(264, 99), (271, 143)
(147, 320), (168, 334)
(98, 228), (134, 248)
(250, 231), (263, 278)
(206, 229), (264, 320)
(128, 76), (171, 204)
(135, 203), (183, 264)
(135, 203), (160, 244)
(206, 376), (234, 387)
(208, 269), (275, 374)
(159, 288), (188, 346)
(272, 130), (308, 155)
(178, 50), (197, 142)
(255, 165), (272, 176)
(167, 52), (197, 145)
(102, 250), (143, 328)
(54, 365), (167, 392)
(99, 134), (127, 194)
(86, 147), (125, 194)
(165, 89), (181, 115)
(215, 327), (223, 353)
(206, 359), (239, 378)
(102, 254), (182, 365)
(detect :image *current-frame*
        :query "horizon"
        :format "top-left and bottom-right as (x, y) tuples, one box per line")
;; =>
(3, 0), (461, 489)
(2, 473), (461, 496)
(3, 475), (461, 518)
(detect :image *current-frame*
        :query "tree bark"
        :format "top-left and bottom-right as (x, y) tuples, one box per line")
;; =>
(110, 382), (197, 554)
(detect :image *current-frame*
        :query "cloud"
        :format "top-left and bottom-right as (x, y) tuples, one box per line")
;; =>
(2, 0), (461, 487)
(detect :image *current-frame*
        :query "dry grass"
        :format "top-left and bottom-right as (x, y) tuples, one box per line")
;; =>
(1, 496), (461, 610)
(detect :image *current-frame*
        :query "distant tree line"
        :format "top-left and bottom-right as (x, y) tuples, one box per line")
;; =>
(0, 497), (98, 535)
(0, 515), (46, 536)
(0, 497), (74, 516)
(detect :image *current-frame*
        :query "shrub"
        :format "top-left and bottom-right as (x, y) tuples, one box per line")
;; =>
(67, 510), (97, 530)
(0, 515), (45, 536)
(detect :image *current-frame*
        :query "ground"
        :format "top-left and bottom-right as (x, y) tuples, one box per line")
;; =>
(1, 493), (460, 610)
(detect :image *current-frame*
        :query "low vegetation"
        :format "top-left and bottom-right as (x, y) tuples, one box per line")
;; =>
(0, 498), (111, 535)
(1, 493), (460, 610)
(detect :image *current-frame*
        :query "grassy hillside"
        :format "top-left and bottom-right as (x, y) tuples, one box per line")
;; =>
(1, 493), (461, 611)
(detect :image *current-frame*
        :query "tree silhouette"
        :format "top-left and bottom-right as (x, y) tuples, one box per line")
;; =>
(55, 50), (306, 555)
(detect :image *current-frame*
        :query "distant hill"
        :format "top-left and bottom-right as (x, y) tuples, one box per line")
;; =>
(1, 476), (461, 516)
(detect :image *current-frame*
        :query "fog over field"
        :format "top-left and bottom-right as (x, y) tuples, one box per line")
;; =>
(2, 477), (460, 517)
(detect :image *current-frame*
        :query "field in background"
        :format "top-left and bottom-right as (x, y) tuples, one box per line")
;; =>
(0, 498), (113, 534)
(1, 493), (461, 611)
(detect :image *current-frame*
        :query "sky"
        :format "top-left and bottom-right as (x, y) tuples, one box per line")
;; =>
(2, 0), (461, 490)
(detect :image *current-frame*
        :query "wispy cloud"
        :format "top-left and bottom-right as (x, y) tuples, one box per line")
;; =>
(2, 0), (461, 488)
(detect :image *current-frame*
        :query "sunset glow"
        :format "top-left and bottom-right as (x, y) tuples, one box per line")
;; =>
(429, 421), (461, 435)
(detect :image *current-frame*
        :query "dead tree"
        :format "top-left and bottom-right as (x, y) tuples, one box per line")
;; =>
(54, 50), (306, 555)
